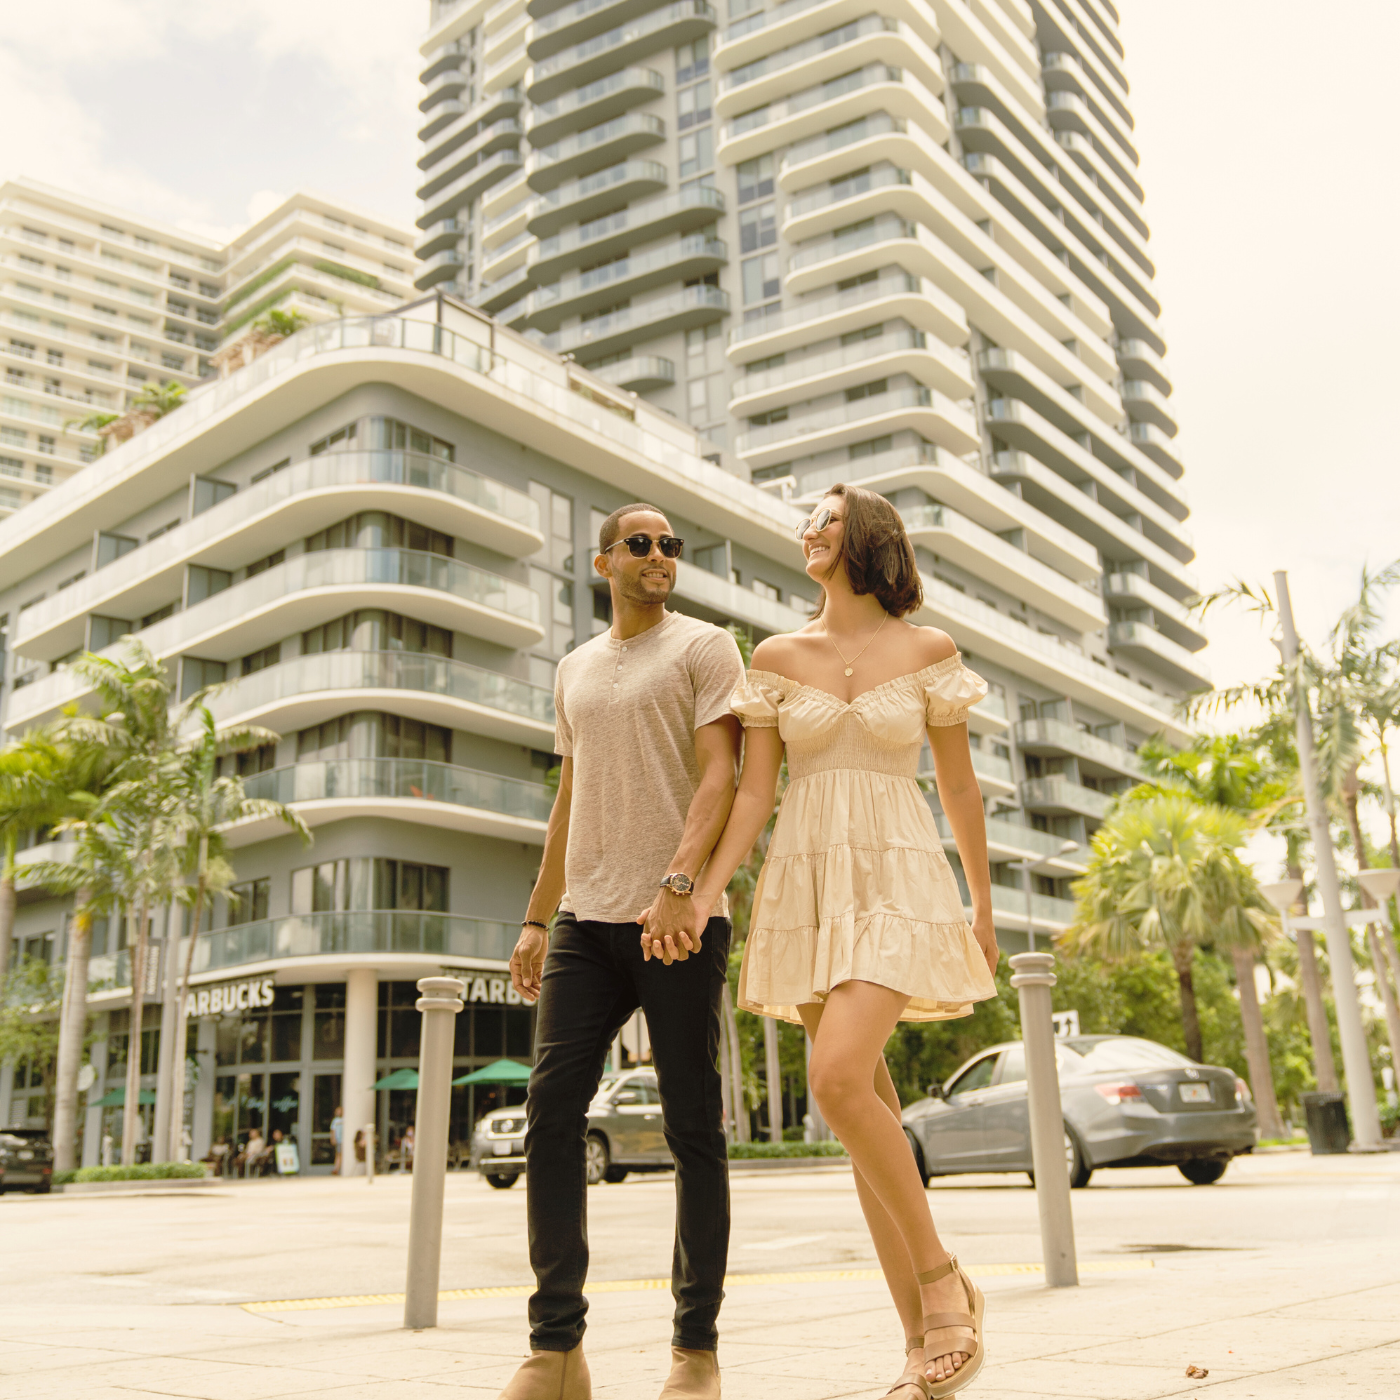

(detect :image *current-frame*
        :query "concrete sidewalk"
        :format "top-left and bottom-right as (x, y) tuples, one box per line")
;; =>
(2, 1152), (1397, 1398)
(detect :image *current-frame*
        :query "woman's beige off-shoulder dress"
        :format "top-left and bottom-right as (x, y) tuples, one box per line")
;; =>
(732, 654), (999, 1024)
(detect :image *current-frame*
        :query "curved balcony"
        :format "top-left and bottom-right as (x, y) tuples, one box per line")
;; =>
(715, 16), (940, 118)
(918, 745), (1014, 798)
(1128, 422), (1184, 478)
(730, 326), (973, 415)
(480, 229), (534, 283)
(417, 249), (465, 290)
(528, 0), (668, 60)
(12, 550), (543, 725)
(930, 810), (1082, 871)
(14, 453), (544, 663)
(776, 99), (950, 196)
(900, 503), (1105, 634)
(1021, 774), (1117, 822)
(204, 650), (556, 749)
(728, 271), (967, 363)
(516, 236), (726, 331)
(419, 65), (469, 112)
(419, 98), (467, 143)
(1102, 572), (1206, 651)
(1014, 717), (1145, 783)
(229, 758), (552, 847)
(530, 184), (724, 280)
(591, 355), (676, 391)
(714, 0), (941, 72)
(416, 217), (469, 260)
(526, 67), (665, 148)
(527, 159), (668, 237)
(419, 88), (526, 172)
(527, 112), (665, 191)
(1046, 92), (1142, 197)
(737, 385), (979, 468)
(472, 264), (535, 315)
(418, 119), (525, 200)
(418, 149), (524, 229)
(528, 1), (717, 104)
(486, 10), (531, 64)
(1116, 339), (1172, 395)
(537, 285), (728, 361)
(1107, 620), (1211, 692)
(192, 911), (518, 979)
(719, 62), (918, 166)
(1122, 380), (1178, 437)
(787, 217), (1118, 416)
(986, 882), (1077, 936)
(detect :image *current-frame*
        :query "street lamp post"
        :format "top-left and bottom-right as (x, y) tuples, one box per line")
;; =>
(1009, 841), (1081, 952)
(1260, 877), (1340, 1094)
(1274, 571), (1382, 1150)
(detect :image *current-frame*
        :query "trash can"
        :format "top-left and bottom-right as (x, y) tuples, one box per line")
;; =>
(1300, 1092), (1351, 1155)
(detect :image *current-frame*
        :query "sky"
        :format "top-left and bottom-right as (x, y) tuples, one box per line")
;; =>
(2, 0), (1398, 699)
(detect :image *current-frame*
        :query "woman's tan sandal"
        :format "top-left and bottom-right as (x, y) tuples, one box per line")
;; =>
(917, 1256), (986, 1398)
(883, 1336), (931, 1399)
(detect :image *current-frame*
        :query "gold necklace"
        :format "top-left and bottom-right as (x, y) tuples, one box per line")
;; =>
(824, 611), (890, 677)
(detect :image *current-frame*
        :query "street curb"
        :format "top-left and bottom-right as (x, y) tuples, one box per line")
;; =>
(60, 1176), (214, 1195)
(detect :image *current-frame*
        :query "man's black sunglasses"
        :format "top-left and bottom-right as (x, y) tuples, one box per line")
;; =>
(608, 534), (685, 559)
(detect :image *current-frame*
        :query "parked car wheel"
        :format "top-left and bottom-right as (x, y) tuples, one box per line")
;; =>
(1178, 1158), (1228, 1185)
(603, 1166), (629, 1184)
(1028, 1128), (1092, 1189)
(484, 1172), (518, 1190)
(585, 1133), (610, 1186)
(905, 1129), (931, 1187)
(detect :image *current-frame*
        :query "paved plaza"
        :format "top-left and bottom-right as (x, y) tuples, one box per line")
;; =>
(2, 1150), (1398, 1399)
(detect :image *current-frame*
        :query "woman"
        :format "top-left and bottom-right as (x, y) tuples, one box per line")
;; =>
(687, 484), (999, 1397)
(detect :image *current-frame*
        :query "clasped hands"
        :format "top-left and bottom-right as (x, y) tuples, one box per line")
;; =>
(637, 888), (708, 964)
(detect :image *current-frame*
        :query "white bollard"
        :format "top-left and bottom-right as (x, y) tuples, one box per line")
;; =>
(365, 1124), (376, 1186)
(403, 976), (465, 1330)
(1009, 952), (1078, 1287)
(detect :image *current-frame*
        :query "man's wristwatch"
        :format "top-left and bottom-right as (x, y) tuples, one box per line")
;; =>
(658, 873), (695, 896)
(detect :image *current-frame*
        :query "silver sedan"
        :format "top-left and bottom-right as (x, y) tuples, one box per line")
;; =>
(902, 1035), (1259, 1188)
(472, 1070), (674, 1189)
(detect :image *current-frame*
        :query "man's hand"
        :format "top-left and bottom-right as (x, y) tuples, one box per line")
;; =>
(510, 923), (548, 1001)
(638, 889), (704, 964)
(971, 908), (999, 978)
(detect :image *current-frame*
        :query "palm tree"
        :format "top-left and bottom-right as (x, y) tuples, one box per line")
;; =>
(159, 708), (309, 1162)
(254, 309), (309, 339)
(1135, 735), (1288, 1136)
(127, 380), (188, 419)
(1065, 793), (1275, 1064)
(64, 410), (120, 457)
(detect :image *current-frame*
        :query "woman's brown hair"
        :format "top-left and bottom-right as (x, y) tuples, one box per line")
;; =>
(809, 483), (923, 619)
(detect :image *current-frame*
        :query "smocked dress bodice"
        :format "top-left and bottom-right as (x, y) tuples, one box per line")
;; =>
(731, 655), (999, 1024)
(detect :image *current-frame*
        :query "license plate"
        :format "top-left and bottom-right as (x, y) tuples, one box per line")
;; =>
(492, 1141), (515, 1156)
(17, 1150), (33, 1161)
(1179, 1083), (1212, 1104)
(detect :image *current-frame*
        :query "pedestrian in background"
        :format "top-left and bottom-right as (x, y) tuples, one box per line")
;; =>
(330, 1105), (344, 1176)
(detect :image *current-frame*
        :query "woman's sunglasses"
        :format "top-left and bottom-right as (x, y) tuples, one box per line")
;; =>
(794, 507), (842, 539)
(608, 533), (685, 559)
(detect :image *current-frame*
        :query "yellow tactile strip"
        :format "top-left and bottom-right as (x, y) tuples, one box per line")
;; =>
(240, 1259), (1152, 1314)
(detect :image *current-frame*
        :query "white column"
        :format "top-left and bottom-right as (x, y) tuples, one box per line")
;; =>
(0, 1059), (13, 1127)
(191, 1017), (217, 1162)
(343, 968), (378, 1177)
(152, 910), (178, 1162)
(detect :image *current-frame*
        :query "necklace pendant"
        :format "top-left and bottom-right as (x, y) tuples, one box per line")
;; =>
(844, 666), (853, 677)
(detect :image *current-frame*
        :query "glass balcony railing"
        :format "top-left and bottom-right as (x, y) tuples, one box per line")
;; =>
(534, 186), (726, 266)
(720, 14), (895, 92)
(539, 285), (728, 355)
(720, 62), (904, 143)
(785, 158), (910, 218)
(191, 910), (519, 976)
(731, 327), (966, 403)
(728, 271), (920, 346)
(930, 809), (1077, 864)
(15, 449), (540, 646)
(737, 385), (970, 456)
(243, 757), (553, 822)
(205, 649), (556, 730)
(532, 2), (717, 89)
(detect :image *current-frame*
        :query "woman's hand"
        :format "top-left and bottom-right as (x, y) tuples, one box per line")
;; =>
(971, 908), (999, 978)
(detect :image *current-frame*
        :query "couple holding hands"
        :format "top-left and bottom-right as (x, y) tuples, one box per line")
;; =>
(504, 485), (1000, 1400)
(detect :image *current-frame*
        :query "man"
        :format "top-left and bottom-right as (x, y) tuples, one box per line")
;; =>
(503, 504), (743, 1400)
(330, 1105), (343, 1176)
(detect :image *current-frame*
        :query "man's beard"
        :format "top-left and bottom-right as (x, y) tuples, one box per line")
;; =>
(615, 571), (673, 606)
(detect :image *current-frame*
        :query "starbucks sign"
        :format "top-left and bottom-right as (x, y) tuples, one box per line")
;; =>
(188, 977), (276, 1017)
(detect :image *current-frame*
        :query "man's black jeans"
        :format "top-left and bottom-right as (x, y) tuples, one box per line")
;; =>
(524, 912), (732, 1353)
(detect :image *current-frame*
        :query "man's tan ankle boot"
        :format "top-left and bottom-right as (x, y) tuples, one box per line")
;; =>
(658, 1347), (719, 1399)
(498, 1345), (591, 1400)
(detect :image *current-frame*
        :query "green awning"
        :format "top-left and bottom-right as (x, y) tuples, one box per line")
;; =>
(371, 1068), (420, 1091)
(453, 1058), (532, 1086)
(91, 1087), (157, 1107)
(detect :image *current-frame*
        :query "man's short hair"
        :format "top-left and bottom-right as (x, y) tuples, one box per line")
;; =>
(598, 502), (668, 553)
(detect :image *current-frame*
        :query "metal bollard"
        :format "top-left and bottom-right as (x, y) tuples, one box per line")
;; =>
(403, 976), (466, 1329)
(365, 1125), (376, 1186)
(1009, 952), (1078, 1287)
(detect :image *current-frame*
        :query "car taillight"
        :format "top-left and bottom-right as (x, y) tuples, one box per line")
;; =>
(1095, 1082), (1143, 1104)
(1234, 1077), (1252, 1104)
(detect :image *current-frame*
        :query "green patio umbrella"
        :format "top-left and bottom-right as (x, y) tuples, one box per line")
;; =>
(90, 1087), (156, 1108)
(371, 1067), (420, 1090)
(453, 1058), (532, 1086)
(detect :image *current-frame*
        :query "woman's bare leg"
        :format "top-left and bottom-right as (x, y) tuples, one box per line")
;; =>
(800, 983), (974, 1385)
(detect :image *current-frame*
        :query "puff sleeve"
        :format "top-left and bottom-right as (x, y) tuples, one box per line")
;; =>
(730, 669), (788, 728)
(924, 658), (989, 727)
